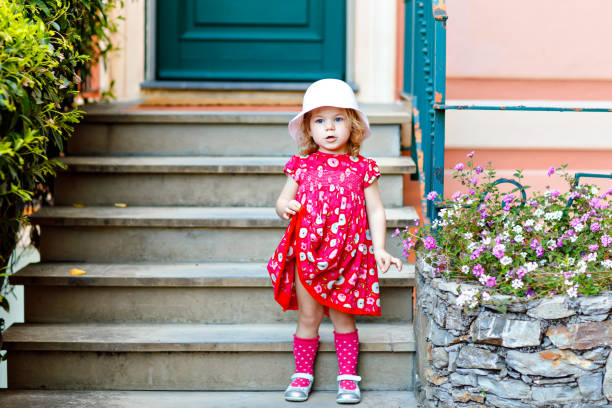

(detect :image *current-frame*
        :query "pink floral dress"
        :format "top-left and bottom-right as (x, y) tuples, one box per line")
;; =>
(267, 150), (381, 316)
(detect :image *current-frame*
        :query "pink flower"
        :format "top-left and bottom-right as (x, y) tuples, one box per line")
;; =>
(472, 264), (484, 277)
(454, 163), (464, 171)
(485, 275), (497, 288)
(423, 236), (437, 250)
(590, 223), (601, 232)
(602, 234), (612, 248)
(392, 228), (400, 238)
(467, 151), (475, 158)
(492, 243), (505, 259)
(427, 191), (438, 201)
(546, 166), (555, 177)
(475, 166), (483, 174)
(588, 244), (599, 252)
(470, 177), (479, 185)
(452, 191), (462, 201)
(403, 239), (415, 250)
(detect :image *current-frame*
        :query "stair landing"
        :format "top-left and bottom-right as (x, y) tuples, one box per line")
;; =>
(0, 390), (418, 408)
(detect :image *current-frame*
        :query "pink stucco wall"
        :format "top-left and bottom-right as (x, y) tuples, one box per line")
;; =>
(446, 0), (612, 80)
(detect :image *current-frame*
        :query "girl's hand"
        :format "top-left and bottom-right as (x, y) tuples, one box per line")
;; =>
(374, 249), (402, 273)
(281, 199), (302, 220)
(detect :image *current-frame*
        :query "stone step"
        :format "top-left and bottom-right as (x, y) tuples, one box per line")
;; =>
(0, 390), (418, 408)
(54, 156), (415, 207)
(68, 103), (410, 157)
(57, 156), (416, 174)
(31, 206), (417, 262)
(3, 322), (415, 391)
(11, 262), (415, 324)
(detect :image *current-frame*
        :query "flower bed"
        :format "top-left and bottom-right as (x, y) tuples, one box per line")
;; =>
(400, 154), (611, 406)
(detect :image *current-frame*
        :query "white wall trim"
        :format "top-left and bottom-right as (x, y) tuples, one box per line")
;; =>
(145, 0), (156, 82)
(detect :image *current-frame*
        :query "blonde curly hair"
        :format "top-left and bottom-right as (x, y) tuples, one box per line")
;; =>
(297, 108), (366, 157)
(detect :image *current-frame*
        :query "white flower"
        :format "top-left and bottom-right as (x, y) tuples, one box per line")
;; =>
(567, 257), (575, 266)
(524, 219), (535, 227)
(513, 225), (523, 234)
(477, 220), (485, 227)
(534, 223), (544, 232)
(464, 232), (473, 240)
(576, 260), (587, 273)
(520, 251), (527, 258)
(515, 234), (524, 243)
(602, 259), (612, 269)
(570, 236), (577, 243)
(511, 279), (524, 289)
(468, 242), (479, 252)
(481, 236), (491, 245)
(456, 288), (479, 308)
(466, 199), (474, 205)
(500, 256), (513, 266)
(585, 253), (597, 262)
(564, 279), (573, 286)
(544, 211), (563, 221)
(525, 262), (538, 272)
(574, 223), (585, 233)
(534, 208), (544, 217)
(591, 186), (600, 195)
(461, 265), (470, 274)
(481, 291), (491, 302)
(566, 285), (578, 298)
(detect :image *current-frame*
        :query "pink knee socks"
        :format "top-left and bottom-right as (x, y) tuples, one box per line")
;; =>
(291, 334), (319, 387)
(334, 329), (359, 390)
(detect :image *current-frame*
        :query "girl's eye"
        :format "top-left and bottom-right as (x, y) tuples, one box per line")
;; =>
(335, 117), (344, 122)
(315, 119), (324, 124)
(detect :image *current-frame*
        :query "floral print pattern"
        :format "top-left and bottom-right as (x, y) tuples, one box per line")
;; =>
(267, 151), (381, 316)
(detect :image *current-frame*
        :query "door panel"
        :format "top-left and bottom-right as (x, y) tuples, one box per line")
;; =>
(157, 0), (346, 81)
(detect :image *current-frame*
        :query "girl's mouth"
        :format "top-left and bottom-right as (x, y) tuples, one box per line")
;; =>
(325, 135), (336, 141)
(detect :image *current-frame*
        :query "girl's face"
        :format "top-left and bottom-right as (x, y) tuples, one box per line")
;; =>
(308, 107), (351, 154)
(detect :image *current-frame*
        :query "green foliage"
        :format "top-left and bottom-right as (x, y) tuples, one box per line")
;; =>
(0, 0), (121, 318)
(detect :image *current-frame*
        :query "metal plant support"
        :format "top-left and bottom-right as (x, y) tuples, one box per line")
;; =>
(404, 0), (612, 222)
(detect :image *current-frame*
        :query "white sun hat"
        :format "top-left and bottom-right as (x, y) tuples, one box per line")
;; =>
(288, 78), (372, 143)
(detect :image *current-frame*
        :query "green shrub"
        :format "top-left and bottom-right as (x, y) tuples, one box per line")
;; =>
(0, 0), (121, 324)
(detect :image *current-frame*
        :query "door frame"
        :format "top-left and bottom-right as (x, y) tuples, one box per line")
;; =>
(143, 0), (355, 88)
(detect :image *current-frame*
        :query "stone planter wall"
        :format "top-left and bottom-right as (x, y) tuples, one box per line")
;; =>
(415, 258), (612, 408)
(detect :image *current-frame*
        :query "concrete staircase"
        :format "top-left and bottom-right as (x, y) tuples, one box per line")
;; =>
(1, 102), (419, 407)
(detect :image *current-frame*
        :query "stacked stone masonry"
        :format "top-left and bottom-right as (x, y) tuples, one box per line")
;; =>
(415, 258), (612, 408)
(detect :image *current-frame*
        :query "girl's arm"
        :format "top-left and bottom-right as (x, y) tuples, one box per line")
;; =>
(364, 180), (403, 273)
(275, 176), (301, 220)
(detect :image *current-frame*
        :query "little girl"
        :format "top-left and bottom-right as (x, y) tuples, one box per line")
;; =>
(267, 78), (402, 404)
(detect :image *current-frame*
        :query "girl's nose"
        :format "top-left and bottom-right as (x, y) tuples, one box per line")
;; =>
(326, 119), (335, 130)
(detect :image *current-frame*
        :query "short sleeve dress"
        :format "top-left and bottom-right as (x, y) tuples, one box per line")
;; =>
(267, 150), (382, 316)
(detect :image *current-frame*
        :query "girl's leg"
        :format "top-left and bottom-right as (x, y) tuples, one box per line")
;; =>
(294, 267), (325, 338)
(288, 267), (324, 389)
(329, 309), (360, 392)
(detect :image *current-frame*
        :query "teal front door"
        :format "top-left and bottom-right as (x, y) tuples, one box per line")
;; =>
(156, 0), (346, 82)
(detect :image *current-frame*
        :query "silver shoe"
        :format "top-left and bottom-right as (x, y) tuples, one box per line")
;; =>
(284, 373), (314, 402)
(336, 374), (362, 404)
